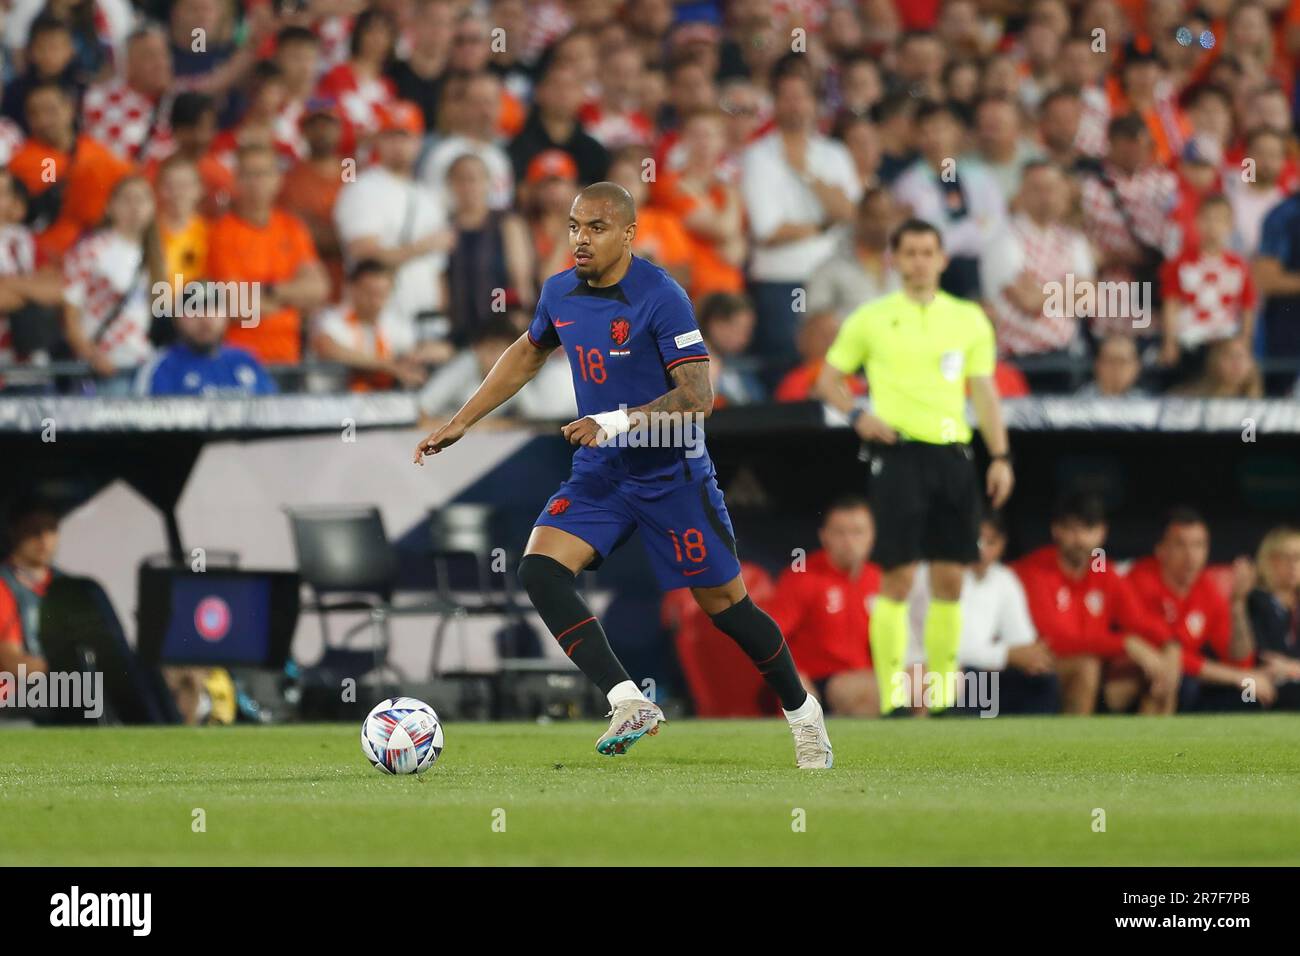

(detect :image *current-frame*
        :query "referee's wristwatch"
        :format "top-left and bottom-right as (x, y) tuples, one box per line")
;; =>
(990, 451), (1013, 467)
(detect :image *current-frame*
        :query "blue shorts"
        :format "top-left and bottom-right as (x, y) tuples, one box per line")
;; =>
(534, 469), (742, 591)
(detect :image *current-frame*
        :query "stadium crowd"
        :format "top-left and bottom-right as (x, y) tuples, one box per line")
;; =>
(2, 0), (1300, 401)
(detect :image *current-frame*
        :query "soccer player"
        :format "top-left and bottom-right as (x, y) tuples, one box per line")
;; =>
(813, 219), (1015, 715)
(412, 182), (833, 768)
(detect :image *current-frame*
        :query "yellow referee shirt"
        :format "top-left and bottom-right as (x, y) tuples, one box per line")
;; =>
(824, 289), (995, 444)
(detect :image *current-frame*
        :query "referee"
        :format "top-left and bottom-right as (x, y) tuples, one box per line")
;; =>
(814, 218), (1014, 714)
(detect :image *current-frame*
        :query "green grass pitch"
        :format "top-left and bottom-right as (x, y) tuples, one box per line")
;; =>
(2, 715), (1297, 866)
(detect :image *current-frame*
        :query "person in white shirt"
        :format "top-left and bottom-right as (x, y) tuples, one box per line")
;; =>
(1226, 127), (1288, 258)
(60, 175), (162, 395)
(740, 61), (860, 369)
(909, 512), (1059, 714)
(334, 99), (454, 351)
(310, 259), (436, 393)
(418, 71), (515, 210)
(980, 160), (1094, 364)
(892, 100), (1006, 299)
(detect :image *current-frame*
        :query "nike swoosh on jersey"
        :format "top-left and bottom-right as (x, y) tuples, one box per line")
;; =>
(682, 567), (711, 577)
(554, 320), (576, 327)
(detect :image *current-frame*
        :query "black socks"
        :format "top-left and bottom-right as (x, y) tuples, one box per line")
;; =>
(517, 553), (631, 696)
(709, 597), (808, 710)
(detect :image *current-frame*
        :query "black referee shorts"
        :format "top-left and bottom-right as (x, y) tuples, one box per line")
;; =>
(866, 440), (981, 570)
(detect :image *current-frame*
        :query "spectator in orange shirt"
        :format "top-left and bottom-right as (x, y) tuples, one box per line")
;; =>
(207, 143), (329, 365)
(143, 93), (235, 218)
(310, 259), (426, 392)
(155, 156), (208, 295)
(607, 147), (692, 291)
(279, 98), (346, 300)
(649, 109), (746, 301)
(9, 82), (135, 262)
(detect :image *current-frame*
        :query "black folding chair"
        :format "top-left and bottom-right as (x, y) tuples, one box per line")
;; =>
(428, 504), (536, 675)
(285, 505), (462, 681)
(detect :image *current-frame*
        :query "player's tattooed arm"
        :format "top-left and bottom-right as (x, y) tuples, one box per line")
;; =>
(630, 360), (714, 422)
(561, 359), (713, 448)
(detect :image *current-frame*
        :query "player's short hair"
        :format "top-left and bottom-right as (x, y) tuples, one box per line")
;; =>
(889, 218), (943, 251)
(575, 181), (636, 227)
(349, 258), (391, 282)
(1162, 507), (1207, 532)
(823, 494), (872, 522)
(171, 91), (216, 129)
(1051, 491), (1108, 527)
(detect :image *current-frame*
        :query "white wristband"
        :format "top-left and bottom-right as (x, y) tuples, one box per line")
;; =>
(589, 408), (631, 443)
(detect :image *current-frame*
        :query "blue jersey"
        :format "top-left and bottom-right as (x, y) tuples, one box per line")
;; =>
(527, 255), (712, 484)
(136, 345), (278, 397)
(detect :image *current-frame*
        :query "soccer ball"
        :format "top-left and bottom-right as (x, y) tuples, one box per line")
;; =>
(361, 697), (445, 775)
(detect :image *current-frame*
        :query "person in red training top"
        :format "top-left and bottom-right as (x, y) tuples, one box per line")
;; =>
(0, 498), (58, 705)
(663, 561), (778, 717)
(1127, 508), (1271, 712)
(767, 495), (882, 716)
(1012, 492), (1179, 715)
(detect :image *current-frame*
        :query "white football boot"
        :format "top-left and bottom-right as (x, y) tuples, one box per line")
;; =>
(596, 698), (665, 756)
(789, 696), (834, 769)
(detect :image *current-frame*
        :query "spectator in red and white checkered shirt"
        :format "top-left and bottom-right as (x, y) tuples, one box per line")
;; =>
(81, 25), (176, 165)
(60, 176), (164, 393)
(981, 160), (1094, 358)
(1160, 195), (1257, 377)
(1080, 113), (1180, 338)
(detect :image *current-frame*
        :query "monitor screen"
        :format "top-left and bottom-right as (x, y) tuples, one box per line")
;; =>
(137, 567), (299, 668)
